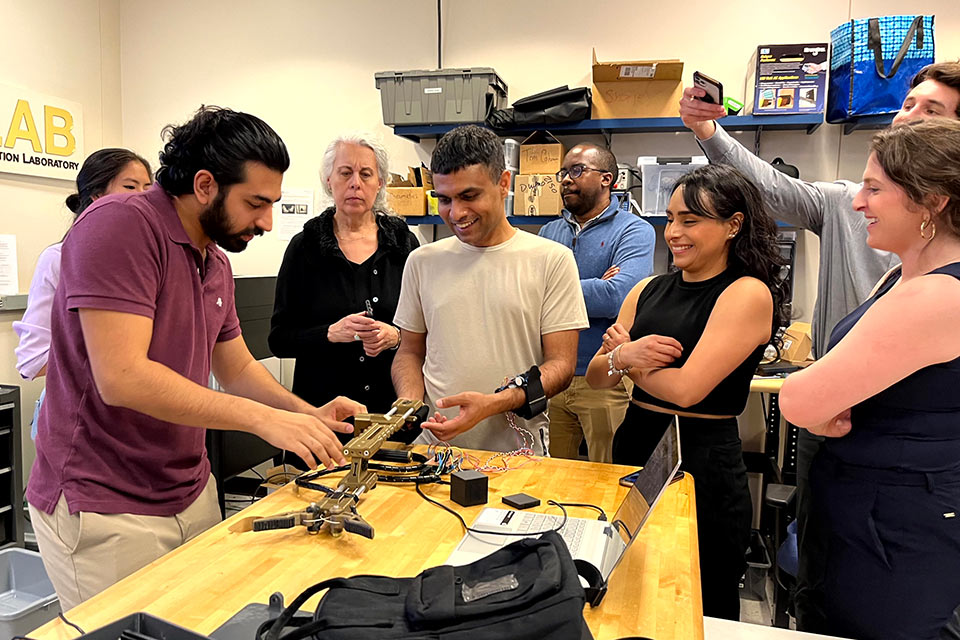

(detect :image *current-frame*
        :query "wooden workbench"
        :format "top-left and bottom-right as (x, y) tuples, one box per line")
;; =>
(30, 453), (703, 640)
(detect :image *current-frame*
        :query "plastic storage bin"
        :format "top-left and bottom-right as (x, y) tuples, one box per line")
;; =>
(637, 156), (707, 216)
(0, 548), (59, 639)
(375, 68), (508, 126)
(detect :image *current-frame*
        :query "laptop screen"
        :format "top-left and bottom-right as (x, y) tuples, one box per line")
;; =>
(610, 417), (682, 547)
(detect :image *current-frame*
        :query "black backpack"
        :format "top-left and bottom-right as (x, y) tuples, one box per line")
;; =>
(258, 531), (593, 640)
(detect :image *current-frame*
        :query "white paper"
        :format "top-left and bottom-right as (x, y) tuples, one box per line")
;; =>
(275, 189), (316, 241)
(0, 234), (19, 295)
(619, 64), (656, 79)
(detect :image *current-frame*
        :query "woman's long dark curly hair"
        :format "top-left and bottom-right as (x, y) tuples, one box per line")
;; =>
(671, 164), (790, 345)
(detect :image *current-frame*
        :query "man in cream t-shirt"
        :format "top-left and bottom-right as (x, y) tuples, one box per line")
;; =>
(392, 125), (587, 455)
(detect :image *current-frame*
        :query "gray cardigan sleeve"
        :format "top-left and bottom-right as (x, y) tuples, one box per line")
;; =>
(696, 124), (858, 237)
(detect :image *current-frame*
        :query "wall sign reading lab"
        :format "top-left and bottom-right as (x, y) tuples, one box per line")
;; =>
(0, 83), (84, 181)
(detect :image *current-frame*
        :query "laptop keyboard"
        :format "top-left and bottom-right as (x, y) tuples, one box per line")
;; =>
(517, 512), (586, 554)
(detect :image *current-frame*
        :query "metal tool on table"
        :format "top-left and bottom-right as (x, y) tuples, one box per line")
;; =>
(249, 399), (429, 540)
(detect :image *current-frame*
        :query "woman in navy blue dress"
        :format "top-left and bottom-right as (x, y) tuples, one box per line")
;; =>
(781, 119), (960, 640)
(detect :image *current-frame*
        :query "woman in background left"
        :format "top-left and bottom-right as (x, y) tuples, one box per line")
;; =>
(13, 149), (153, 437)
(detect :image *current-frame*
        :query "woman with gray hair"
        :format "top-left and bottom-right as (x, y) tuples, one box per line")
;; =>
(269, 133), (419, 444)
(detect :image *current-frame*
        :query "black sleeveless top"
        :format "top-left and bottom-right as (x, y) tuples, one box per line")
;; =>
(629, 269), (768, 416)
(824, 261), (960, 472)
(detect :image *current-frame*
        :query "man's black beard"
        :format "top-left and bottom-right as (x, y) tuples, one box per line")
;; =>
(199, 191), (262, 253)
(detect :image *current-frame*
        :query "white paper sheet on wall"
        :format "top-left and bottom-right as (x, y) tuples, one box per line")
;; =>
(276, 188), (316, 241)
(0, 234), (19, 295)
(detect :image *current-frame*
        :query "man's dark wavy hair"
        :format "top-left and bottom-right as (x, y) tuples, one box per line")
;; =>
(671, 164), (790, 343)
(430, 125), (504, 183)
(155, 105), (289, 196)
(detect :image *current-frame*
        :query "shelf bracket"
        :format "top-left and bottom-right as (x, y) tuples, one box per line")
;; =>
(601, 129), (612, 149)
(753, 126), (763, 155)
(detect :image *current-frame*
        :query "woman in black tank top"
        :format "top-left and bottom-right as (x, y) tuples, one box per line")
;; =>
(780, 121), (960, 640)
(586, 164), (788, 620)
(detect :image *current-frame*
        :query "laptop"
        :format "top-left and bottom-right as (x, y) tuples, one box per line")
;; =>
(446, 417), (682, 588)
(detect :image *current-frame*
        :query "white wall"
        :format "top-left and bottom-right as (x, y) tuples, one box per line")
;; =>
(117, 0), (438, 277)
(0, 0), (121, 482)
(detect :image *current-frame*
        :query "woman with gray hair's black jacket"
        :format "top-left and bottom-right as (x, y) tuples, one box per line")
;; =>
(269, 135), (418, 441)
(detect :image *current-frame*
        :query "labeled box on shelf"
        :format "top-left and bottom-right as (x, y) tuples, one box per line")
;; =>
(515, 174), (563, 216)
(386, 187), (426, 216)
(591, 50), (684, 119)
(519, 131), (564, 175)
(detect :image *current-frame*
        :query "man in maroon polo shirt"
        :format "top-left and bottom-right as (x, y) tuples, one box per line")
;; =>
(26, 107), (362, 610)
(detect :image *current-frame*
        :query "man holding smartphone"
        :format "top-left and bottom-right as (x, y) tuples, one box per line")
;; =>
(679, 62), (960, 632)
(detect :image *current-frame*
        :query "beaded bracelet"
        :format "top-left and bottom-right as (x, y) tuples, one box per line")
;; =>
(607, 343), (632, 377)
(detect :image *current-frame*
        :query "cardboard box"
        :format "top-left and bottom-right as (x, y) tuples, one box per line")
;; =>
(386, 187), (426, 216)
(515, 174), (563, 216)
(781, 321), (812, 364)
(519, 131), (565, 175)
(745, 44), (828, 115)
(591, 50), (684, 119)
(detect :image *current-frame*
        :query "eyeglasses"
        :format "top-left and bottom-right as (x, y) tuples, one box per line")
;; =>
(556, 164), (609, 181)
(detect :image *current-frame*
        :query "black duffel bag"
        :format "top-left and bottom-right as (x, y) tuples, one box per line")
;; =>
(487, 86), (592, 128)
(257, 531), (593, 640)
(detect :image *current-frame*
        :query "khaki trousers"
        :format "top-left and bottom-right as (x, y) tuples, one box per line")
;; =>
(548, 376), (630, 463)
(28, 474), (221, 611)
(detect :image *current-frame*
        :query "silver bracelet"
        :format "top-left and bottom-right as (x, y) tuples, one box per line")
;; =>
(607, 344), (631, 376)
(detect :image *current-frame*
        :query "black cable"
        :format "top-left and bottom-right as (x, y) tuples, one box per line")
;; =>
(414, 482), (569, 536)
(551, 501), (608, 521)
(58, 612), (85, 635)
(437, 0), (442, 68)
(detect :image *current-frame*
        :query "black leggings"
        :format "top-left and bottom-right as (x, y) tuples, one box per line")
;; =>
(613, 405), (752, 621)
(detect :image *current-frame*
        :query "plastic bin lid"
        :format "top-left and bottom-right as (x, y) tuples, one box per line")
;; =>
(375, 67), (500, 78)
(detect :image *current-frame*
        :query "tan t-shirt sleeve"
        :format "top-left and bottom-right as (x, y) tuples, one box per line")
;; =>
(541, 246), (589, 334)
(392, 250), (427, 333)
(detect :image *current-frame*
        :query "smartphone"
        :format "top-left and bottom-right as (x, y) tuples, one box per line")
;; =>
(693, 71), (723, 106)
(619, 469), (685, 487)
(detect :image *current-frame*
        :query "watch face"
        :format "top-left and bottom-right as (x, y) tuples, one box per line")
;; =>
(514, 376), (524, 386)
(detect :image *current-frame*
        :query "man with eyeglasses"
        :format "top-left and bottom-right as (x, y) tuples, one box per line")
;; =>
(538, 144), (655, 462)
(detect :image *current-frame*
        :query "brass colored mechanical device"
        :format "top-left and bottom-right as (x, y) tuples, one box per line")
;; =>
(251, 399), (428, 539)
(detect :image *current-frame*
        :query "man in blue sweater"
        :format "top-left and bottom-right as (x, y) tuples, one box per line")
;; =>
(539, 144), (655, 462)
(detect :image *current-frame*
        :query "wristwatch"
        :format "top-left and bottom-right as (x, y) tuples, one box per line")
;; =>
(494, 366), (547, 420)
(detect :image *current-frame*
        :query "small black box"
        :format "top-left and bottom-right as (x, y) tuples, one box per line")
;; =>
(502, 493), (540, 510)
(450, 470), (488, 507)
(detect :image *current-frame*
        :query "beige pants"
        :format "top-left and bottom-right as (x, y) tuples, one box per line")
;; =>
(548, 376), (630, 463)
(28, 474), (221, 611)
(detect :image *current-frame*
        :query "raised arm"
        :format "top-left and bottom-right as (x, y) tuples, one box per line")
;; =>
(780, 273), (960, 429)
(680, 86), (854, 234)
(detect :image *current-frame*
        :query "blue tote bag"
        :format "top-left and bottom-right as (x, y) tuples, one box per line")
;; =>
(827, 15), (935, 123)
